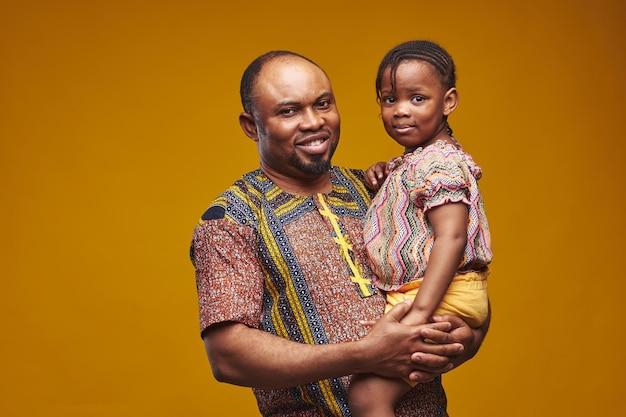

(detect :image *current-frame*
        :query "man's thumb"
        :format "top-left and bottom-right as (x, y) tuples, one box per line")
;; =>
(384, 298), (411, 322)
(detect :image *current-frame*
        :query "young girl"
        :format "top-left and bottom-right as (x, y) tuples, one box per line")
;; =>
(348, 40), (492, 417)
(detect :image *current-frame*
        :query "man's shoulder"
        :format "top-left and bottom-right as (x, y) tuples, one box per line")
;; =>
(198, 169), (267, 221)
(331, 166), (372, 201)
(331, 166), (367, 185)
(333, 165), (364, 175)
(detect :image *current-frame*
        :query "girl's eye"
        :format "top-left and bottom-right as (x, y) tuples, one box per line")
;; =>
(411, 96), (425, 103)
(382, 97), (395, 104)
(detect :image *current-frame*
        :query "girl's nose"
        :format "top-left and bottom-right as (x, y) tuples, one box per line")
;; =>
(393, 102), (410, 117)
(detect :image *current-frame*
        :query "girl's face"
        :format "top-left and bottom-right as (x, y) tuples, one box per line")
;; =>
(379, 60), (457, 152)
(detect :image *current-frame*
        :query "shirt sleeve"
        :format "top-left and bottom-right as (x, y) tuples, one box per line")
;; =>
(408, 150), (471, 213)
(191, 219), (264, 337)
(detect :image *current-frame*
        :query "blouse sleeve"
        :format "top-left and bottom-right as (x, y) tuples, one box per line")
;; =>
(191, 219), (264, 337)
(408, 150), (471, 213)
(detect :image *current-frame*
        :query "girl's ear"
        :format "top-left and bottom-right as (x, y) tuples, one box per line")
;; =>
(239, 112), (259, 142)
(443, 87), (459, 116)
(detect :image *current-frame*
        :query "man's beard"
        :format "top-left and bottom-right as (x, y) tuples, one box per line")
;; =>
(290, 151), (333, 176)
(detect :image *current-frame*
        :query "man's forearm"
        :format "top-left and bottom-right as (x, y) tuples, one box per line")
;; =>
(203, 302), (461, 389)
(204, 322), (365, 389)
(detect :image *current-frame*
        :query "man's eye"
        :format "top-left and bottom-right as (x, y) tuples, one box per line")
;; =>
(317, 100), (330, 108)
(280, 108), (296, 115)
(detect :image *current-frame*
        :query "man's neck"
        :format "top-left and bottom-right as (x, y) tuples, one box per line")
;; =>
(263, 169), (333, 196)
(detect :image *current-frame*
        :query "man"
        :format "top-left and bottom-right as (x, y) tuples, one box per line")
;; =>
(190, 50), (489, 417)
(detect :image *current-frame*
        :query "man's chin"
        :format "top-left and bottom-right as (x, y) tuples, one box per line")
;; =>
(302, 162), (331, 176)
(294, 155), (332, 176)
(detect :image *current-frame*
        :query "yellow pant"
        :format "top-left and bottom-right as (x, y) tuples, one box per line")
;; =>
(384, 270), (489, 328)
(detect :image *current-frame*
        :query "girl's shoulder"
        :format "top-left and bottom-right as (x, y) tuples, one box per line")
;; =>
(407, 140), (464, 166)
(405, 141), (483, 180)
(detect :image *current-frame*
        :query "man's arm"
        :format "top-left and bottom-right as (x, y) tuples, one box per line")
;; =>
(203, 300), (464, 389)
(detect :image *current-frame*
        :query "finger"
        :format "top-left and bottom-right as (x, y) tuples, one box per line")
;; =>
(431, 314), (464, 328)
(408, 368), (450, 383)
(365, 171), (378, 187)
(420, 321), (452, 333)
(419, 327), (459, 345)
(383, 298), (411, 322)
(411, 340), (464, 359)
(408, 370), (435, 383)
(410, 352), (455, 376)
(408, 351), (455, 382)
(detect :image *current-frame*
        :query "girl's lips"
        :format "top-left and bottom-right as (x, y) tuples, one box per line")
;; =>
(393, 125), (415, 134)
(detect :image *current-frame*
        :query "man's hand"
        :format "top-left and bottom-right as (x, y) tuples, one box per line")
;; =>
(408, 309), (490, 383)
(356, 301), (463, 380)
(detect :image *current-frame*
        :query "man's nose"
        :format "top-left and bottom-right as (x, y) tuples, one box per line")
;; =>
(300, 108), (324, 129)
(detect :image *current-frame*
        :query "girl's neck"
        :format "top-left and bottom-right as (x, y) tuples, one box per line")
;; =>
(405, 124), (455, 154)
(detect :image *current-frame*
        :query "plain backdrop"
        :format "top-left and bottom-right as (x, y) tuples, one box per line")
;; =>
(2, 0), (625, 416)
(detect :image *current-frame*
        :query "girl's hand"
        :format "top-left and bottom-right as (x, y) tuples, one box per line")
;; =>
(364, 162), (389, 191)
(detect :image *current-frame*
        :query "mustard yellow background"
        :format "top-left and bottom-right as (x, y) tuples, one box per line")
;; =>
(2, 0), (625, 416)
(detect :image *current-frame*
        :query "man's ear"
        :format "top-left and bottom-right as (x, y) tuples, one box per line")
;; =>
(239, 112), (259, 142)
(443, 87), (458, 116)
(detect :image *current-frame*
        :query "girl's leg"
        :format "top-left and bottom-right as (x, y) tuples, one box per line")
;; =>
(348, 373), (412, 417)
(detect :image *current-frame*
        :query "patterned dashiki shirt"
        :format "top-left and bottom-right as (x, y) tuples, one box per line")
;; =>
(191, 166), (449, 417)
(364, 140), (492, 292)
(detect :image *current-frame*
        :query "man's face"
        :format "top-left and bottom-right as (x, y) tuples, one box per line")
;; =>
(249, 56), (340, 182)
